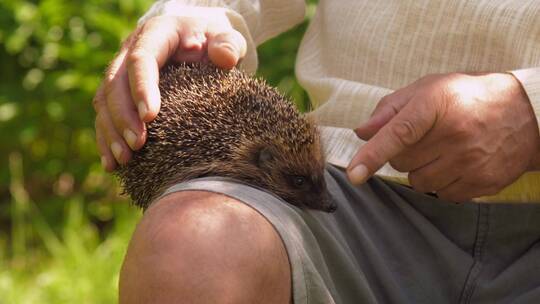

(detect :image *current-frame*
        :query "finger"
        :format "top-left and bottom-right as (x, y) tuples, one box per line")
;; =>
(92, 83), (106, 113)
(347, 99), (437, 185)
(93, 84), (117, 171)
(389, 150), (439, 173)
(95, 39), (132, 114)
(96, 110), (132, 165)
(408, 156), (460, 193)
(389, 136), (443, 172)
(102, 31), (148, 151)
(173, 43), (207, 63)
(207, 29), (247, 69)
(104, 64), (146, 151)
(173, 21), (208, 62)
(355, 87), (415, 140)
(127, 16), (185, 122)
(95, 122), (116, 172)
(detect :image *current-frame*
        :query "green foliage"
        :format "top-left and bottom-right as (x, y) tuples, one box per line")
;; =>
(0, 0), (152, 205)
(1, 152), (141, 303)
(0, 0), (316, 302)
(0, 2), (150, 300)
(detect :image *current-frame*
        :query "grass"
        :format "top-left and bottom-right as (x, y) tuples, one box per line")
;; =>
(0, 153), (141, 304)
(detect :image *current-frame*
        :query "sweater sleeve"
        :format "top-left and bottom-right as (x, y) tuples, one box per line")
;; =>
(511, 68), (540, 133)
(138, 0), (306, 73)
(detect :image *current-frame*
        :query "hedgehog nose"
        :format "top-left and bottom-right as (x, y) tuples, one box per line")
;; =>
(325, 201), (338, 213)
(321, 195), (337, 213)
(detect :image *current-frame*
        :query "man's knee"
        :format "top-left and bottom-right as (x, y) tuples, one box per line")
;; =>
(119, 190), (291, 304)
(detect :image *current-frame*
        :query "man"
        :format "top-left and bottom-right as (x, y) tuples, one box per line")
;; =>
(93, 1), (540, 303)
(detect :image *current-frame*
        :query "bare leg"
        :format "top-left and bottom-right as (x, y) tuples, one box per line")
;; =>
(119, 191), (292, 304)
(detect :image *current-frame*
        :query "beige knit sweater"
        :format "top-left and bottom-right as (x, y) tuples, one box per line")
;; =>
(141, 0), (540, 202)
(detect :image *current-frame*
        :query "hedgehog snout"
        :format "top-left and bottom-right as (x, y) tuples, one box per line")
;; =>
(302, 190), (336, 213)
(324, 200), (338, 213)
(320, 193), (337, 213)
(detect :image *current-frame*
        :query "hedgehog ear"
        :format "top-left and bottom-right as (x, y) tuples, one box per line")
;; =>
(256, 147), (273, 167)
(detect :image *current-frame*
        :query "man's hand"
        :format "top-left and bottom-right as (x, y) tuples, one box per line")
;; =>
(347, 73), (540, 202)
(93, 7), (247, 171)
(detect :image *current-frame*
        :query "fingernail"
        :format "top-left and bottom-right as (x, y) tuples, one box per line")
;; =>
(195, 32), (206, 43)
(111, 142), (123, 161)
(101, 156), (108, 169)
(138, 102), (147, 120)
(185, 36), (203, 49)
(217, 41), (238, 54)
(124, 129), (137, 149)
(348, 164), (369, 185)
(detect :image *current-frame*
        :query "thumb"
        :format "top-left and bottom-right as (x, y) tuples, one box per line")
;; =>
(347, 99), (437, 185)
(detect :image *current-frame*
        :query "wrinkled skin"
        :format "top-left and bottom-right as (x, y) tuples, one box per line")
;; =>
(348, 72), (540, 202)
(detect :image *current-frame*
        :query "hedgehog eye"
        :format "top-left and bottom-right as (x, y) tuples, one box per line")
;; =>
(291, 176), (307, 188)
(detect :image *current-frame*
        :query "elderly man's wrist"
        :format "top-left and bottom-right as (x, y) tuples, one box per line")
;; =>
(494, 72), (540, 171)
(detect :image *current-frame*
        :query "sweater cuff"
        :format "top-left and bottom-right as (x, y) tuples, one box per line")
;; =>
(137, 0), (258, 74)
(511, 68), (540, 133)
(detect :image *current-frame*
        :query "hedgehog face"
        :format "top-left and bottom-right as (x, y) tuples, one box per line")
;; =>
(279, 171), (334, 212)
(244, 142), (336, 213)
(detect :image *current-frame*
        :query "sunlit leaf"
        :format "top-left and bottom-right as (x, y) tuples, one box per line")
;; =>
(0, 103), (18, 122)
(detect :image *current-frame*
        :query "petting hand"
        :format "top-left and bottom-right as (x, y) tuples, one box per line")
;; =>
(348, 73), (540, 202)
(93, 7), (247, 171)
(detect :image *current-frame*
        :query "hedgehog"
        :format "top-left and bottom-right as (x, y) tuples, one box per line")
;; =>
(115, 63), (335, 212)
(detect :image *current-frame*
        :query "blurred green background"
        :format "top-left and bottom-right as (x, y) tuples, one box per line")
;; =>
(0, 0), (315, 303)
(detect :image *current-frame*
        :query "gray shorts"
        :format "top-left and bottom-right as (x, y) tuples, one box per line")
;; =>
(159, 165), (540, 304)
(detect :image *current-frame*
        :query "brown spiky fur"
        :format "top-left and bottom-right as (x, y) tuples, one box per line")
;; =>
(115, 63), (334, 212)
